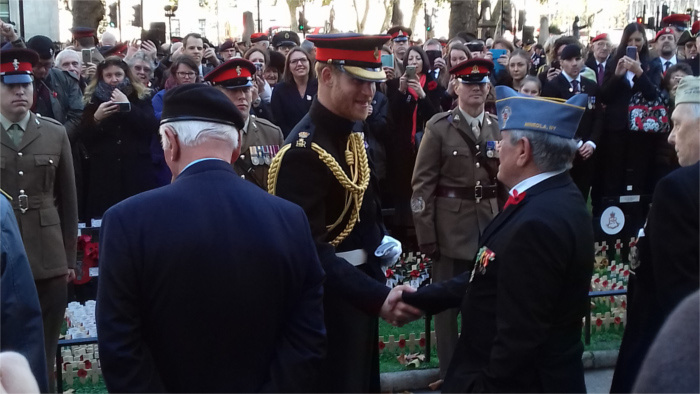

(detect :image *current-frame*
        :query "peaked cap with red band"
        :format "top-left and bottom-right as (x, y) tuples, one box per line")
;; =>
(1, 48), (38, 84)
(70, 26), (96, 39)
(451, 58), (494, 84)
(692, 21), (700, 35)
(204, 58), (256, 89)
(387, 26), (412, 42)
(308, 33), (391, 82)
(654, 27), (676, 42)
(591, 33), (609, 43)
(250, 33), (269, 43)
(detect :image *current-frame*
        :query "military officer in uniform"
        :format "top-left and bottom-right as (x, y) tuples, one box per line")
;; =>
(205, 58), (283, 189)
(268, 33), (421, 392)
(411, 58), (503, 384)
(386, 26), (412, 77)
(404, 87), (593, 392)
(0, 48), (79, 391)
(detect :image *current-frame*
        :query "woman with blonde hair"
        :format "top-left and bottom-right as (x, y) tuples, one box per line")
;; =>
(78, 56), (165, 220)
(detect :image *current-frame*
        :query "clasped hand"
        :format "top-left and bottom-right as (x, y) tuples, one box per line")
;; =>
(379, 285), (423, 327)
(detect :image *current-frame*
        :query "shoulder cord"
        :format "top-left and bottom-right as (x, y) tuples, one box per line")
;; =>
(267, 133), (370, 246)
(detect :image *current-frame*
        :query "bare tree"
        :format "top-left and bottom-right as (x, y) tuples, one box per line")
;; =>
(448, 0), (480, 38)
(352, 0), (371, 33)
(72, 0), (105, 30)
(408, 0), (423, 33)
(391, 0), (403, 26)
(381, 0), (394, 32)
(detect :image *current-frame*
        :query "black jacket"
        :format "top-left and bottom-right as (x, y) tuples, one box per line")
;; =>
(404, 173), (593, 393)
(270, 79), (318, 138)
(542, 73), (604, 145)
(611, 163), (700, 393)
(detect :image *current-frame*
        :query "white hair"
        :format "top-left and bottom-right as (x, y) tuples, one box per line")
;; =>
(55, 49), (80, 65)
(101, 31), (117, 47)
(160, 120), (239, 150)
(509, 129), (578, 172)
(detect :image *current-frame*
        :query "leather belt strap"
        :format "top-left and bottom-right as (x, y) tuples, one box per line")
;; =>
(11, 194), (54, 212)
(436, 185), (498, 201)
(336, 249), (368, 267)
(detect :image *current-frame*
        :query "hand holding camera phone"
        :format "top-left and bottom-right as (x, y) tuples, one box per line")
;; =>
(82, 49), (91, 65)
(405, 65), (417, 80)
(626, 46), (637, 60)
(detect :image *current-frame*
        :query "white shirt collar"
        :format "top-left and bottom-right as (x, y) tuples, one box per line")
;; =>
(0, 111), (31, 131)
(242, 116), (251, 134)
(661, 54), (677, 65)
(458, 107), (485, 128)
(509, 169), (566, 196)
(596, 59), (606, 68)
(562, 70), (581, 84)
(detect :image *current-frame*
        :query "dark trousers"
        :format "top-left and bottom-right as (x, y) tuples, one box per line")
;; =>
(570, 152), (596, 202)
(36, 276), (67, 393)
(318, 294), (380, 392)
(433, 257), (471, 378)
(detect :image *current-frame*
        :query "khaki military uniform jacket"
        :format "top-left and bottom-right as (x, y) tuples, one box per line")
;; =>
(234, 115), (284, 189)
(411, 109), (502, 261)
(1, 113), (78, 280)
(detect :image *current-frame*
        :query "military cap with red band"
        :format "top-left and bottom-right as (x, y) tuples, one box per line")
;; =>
(308, 33), (391, 82)
(387, 26), (412, 42)
(1, 48), (38, 84)
(250, 33), (269, 43)
(204, 58), (256, 89)
(662, 14), (691, 30)
(451, 58), (494, 84)
(654, 27), (676, 42)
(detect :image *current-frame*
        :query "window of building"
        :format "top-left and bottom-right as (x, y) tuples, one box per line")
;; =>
(199, 19), (206, 36)
(171, 19), (180, 37)
(0, 0), (10, 23)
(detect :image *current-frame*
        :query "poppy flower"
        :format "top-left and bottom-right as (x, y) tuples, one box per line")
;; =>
(614, 317), (621, 325)
(84, 360), (92, 369)
(77, 369), (87, 378)
(595, 318), (602, 327)
(398, 338), (406, 348)
(410, 270), (420, 278)
(427, 80), (438, 91)
(419, 337), (425, 347)
(378, 341), (386, 350)
(385, 269), (394, 278)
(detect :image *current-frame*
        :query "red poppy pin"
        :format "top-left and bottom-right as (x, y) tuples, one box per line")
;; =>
(427, 80), (438, 91)
(504, 190), (526, 209)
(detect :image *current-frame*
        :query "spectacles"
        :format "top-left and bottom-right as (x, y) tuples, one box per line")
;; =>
(177, 71), (197, 78)
(134, 65), (152, 73)
(289, 58), (309, 65)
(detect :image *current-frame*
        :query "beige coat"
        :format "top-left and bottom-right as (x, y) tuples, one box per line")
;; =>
(411, 108), (502, 260)
(1, 113), (78, 280)
(234, 115), (284, 189)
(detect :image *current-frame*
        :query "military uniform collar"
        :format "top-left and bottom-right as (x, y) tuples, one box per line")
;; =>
(309, 97), (355, 137)
(457, 107), (485, 128)
(242, 116), (251, 134)
(0, 111), (31, 131)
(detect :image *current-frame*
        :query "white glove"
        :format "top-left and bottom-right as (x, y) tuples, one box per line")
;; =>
(375, 235), (402, 267)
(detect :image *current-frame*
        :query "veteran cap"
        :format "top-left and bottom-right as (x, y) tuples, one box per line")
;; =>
(675, 76), (700, 105)
(250, 33), (269, 43)
(495, 86), (587, 139)
(451, 58), (493, 84)
(1, 48), (39, 84)
(272, 31), (300, 48)
(308, 33), (391, 82)
(26, 35), (55, 60)
(590, 33), (609, 44)
(161, 83), (245, 130)
(204, 58), (256, 89)
(219, 40), (235, 52)
(387, 26), (412, 42)
(662, 14), (691, 30)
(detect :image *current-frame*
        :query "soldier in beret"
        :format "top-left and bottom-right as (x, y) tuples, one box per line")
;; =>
(205, 58), (283, 189)
(0, 48), (79, 392)
(219, 40), (237, 61)
(411, 58), (503, 384)
(404, 86), (593, 392)
(268, 33), (421, 392)
(250, 32), (270, 50)
(96, 83), (325, 392)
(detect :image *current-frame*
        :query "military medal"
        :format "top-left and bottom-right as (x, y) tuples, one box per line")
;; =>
(263, 146), (272, 165)
(250, 146), (260, 165)
(486, 141), (497, 158)
(588, 96), (595, 110)
(470, 246), (495, 282)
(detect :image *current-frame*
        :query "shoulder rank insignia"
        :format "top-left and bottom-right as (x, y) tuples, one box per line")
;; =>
(296, 131), (310, 148)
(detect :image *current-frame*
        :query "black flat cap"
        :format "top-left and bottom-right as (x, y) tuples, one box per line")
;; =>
(161, 84), (245, 130)
(26, 35), (56, 60)
(272, 31), (300, 48)
(560, 44), (582, 60)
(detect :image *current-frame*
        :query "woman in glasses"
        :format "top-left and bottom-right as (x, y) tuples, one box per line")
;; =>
(151, 56), (200, 121)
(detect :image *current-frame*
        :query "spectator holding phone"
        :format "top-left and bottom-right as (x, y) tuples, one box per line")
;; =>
(151, 55), (200, 121)
(79, 57), (164, 221)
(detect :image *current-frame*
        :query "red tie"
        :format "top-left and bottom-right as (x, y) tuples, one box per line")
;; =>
(504, 190), (526, 209)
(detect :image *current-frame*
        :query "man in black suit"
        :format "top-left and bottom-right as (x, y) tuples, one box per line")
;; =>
(650, 27), (679, 83)
(403, 86), (593, 392)
(543, 44), (604, 201)
(585, 33), (612, 86)
(611, 76), (700, 393)
(96, 84), (326, 392)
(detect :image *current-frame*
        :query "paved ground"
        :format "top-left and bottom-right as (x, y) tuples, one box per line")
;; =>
(585, 368), (615, 393)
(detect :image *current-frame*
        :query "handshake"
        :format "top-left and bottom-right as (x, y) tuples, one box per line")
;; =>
(379, 285), (424, 327)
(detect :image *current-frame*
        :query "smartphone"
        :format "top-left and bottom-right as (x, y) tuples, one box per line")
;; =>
(115, 102), (131, 112)
(405, 65), (416, 79)
(490, 48), (507, 75)
(82, 48), (91, 65)
(381, 53), (394, 68)
(255, 62), (263, 73)
(426, 49), (442, 68)
(626, 46), (637, 60)
(551, 60), (561, 70)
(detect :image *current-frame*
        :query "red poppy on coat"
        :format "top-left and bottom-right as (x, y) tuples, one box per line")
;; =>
(427, 80), (438, 91)
(385, 268), (394, 278)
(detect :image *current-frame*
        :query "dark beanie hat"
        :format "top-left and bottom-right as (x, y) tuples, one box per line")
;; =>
(161, 84), (245, 130)
(26, 35), (56, 60)
(560, 44), (582, 61)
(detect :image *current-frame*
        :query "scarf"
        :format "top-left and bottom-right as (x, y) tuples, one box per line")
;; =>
(407, 73), (427, 145)
(93, 78), (134, 103)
